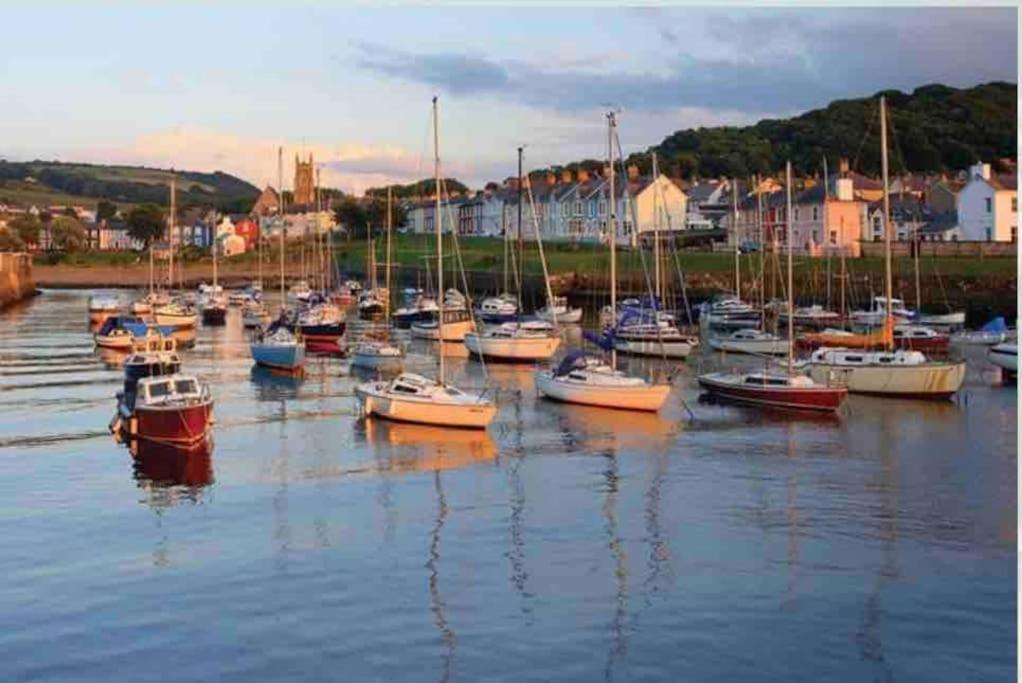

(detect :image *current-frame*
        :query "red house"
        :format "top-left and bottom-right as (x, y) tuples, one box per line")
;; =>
(232, 217), (260, 249)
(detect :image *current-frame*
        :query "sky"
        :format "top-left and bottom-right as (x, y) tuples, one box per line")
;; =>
(1, 5), (1016, 195)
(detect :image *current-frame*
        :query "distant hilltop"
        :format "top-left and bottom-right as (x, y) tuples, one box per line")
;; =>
(532, 81), (1018, 182)
(0, 160), (260, 213)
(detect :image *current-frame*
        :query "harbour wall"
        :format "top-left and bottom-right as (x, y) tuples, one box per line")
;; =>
(0, 253), (35, 309)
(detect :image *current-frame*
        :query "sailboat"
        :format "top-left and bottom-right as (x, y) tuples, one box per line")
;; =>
(351, 187), (405, 371)
(355, 97), (497, 429)
(802, 96), (966, 399)
(463, 147), (561, 362)
(242, 217), (271, 328)
(612, 152), (699, 360)
(535, 111), (671, 412)
(153, 173), (199, 329)
(200, 216), (227, 325)
(250, 147), (306, 373)
(131, 238), (164, 314)
(698, 161), (848, 413)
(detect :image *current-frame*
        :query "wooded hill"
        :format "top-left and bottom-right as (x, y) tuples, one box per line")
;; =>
(0, 160), (260, 212)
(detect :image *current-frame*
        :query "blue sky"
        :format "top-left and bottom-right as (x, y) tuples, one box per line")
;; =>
(1, 5), (1016, 194)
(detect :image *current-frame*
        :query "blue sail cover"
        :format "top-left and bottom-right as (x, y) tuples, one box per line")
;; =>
(554, 349), (589, 377)
(980, 317), (1007, 333)
(583, 329), (615, 351)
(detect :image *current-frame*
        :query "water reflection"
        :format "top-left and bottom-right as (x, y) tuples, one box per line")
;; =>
(428, 471), (454, 683)
(96, 346), (129, 369)
(601, 450), (628, 682)
(552, 403), (679, 453)
(250, 365), (305, 403)
(362, 419), (497, 472)
(131, 438), (214, 508)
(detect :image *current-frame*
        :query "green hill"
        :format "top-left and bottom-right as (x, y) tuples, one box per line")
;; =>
(622, 81), (1017, 179)
(0, 160), (260, 212)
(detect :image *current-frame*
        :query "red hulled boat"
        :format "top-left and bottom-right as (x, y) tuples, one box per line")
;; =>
(697, 371), (848, 413)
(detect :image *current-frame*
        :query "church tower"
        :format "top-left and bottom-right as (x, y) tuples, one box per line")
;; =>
(294, 153), (315, 207)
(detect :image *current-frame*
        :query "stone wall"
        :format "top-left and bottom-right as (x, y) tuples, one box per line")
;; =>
(0, 252), (35, 308)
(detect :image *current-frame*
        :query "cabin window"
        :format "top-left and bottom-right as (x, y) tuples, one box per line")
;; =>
(393, 384), (418, 394)
(845, 356), (863, 363)
(879, 357), (893, 364)
(149, 382), (171, 398)
(174, 379), (197, 394)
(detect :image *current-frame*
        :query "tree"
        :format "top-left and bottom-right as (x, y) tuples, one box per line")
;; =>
(9, 214), (40, 246)
(50, 216), (86, 252)
(126, 204), (165, 247)
(97, 200), (117, 222)
(333, 196), (369, 239)
(62, 206), (78, 217)
(0, 229), (24, 252)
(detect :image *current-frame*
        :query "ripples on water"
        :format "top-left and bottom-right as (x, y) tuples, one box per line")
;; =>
(0, 290), (1015, 682)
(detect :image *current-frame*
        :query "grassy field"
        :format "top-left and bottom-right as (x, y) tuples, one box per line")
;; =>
(0, 181), (138, 211)
(328, 234), (1018, 279)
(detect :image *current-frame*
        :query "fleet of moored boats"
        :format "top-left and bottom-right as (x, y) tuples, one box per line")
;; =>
(82, 95), (1014, 458)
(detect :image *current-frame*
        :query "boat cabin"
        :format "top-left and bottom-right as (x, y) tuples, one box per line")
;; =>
(136, 375), (208, 408)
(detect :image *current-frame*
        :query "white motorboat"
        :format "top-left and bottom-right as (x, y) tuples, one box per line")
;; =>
(915, 310), (966, 328)
(242, 300), (271, 329)
(613, 323), (698, 359)
(709, 328), (788, 355)
(988, 342), (1017, 376)
(463, 322), (561, 361)
(153, 300), (199, 329)
(288, 280), (313, 305)
(779, 304), (842, 328)
(349, 341), (405, 371)
(802, 347), (966, 399)
(535, 351), (671, 412)
(475, 293), (519, 322)
(700, 296), (761, 329)
(850, 296), (914, 326)
(88, 295), (120, 324)
(410, 309), (475, 341)
(535, 296), (583, 324)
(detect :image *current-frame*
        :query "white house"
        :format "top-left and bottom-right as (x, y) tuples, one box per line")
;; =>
(957, 162), (1018, 242)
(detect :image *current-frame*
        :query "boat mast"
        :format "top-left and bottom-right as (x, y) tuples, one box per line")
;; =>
(786, 160), (794, 375)
(911, 176), (921, 313)
(607, 111), (617, 370)
(732, 177), (740, 300)
(169, 171), (175, 293)
(880, 95), (893, 351)
(823, 156), (830, 310)
(652, 152), (661, 303)
(756, 175), (765, 324)
(212, 212), (218, 293)
(386, 185), (393, 318)
(840, 216), (847, 329)
(278, 146), (285, 309)
(434, 96), (445, 385)
(517, 145), (524, 302)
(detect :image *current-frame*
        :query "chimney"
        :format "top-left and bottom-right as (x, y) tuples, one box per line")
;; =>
(545, 172), (556, 186)
(504, 176), (519, 190)
(970, 162), (992, 181)
(577, 169), (590, 183)
(838, 158), (849, 176)
(560, 169), (573, 184)
(627, 164), (639, 180)
(835, 178), (853, 201)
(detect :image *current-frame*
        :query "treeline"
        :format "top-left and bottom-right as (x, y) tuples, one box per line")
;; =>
(364, 177), (469, 199)
(622, 82), (1017, 179)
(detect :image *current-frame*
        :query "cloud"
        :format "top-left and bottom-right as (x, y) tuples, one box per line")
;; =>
(75, 128), (434, 196)
(354, 8), (1016, 115)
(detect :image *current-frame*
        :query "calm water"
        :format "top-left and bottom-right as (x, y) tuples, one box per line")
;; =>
(0, 289), (1015, 682)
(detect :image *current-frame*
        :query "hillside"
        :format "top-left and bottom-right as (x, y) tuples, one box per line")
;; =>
(0, 160), (260, 212)
(537, 82), (1016, 180)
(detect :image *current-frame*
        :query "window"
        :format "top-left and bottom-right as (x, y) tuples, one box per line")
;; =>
(812, 206), (819, 221)
(574, 201), (583, 216)
(986, 228), (992, 241)
(829, 230), (837, 245)
(794, 208), (800, 220)
(561, 203), (570, 217)
(588, 200), (597, 218)
(985, 197), (992, 213)
(599, 201), (607, 216)
(1013, 197), (1017, 213)
(1012, 227), (1017, 244)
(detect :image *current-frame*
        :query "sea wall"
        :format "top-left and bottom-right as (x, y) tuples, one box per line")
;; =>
(0, 253), (35, 309)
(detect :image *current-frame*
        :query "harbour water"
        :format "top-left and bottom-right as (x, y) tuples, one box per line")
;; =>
(0, 289), (1015, 682)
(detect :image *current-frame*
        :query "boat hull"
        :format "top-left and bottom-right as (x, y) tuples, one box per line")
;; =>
(915, 312), (966, 327)
(614, 337), (694, 359)
(355, 385), (496, 428)
(895, 335), (950, 353)
(463, 333), (561, 361)
(250, 342), (306, 372)
(128, 401), (213, 446)
(536, 307), (584, 324)
(350, 351), (404, 371)
(708, 338), (788, 355)
(535, 371), (670, 412)
(393, 310), (436, 328)
(411, 319), (475, 341)
(805, 361), (966, 399)
(988, 345), (1017, 374)
(95, 334), (135, 350)
(697, 375), (846, 412)
(154, 312), (198, 329)
(201, 307), (227, 325)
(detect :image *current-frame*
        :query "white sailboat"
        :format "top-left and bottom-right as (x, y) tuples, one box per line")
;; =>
(463, 146), (561, 362)
(803, 96), (966, 399)
(242, 210), (270, 328)
(153, 173), (199, 329)
(351, 187), (404, 371)
(250, 147), (305, 372)
(356, 96), (496, 429)
(535, 111), (670, 412)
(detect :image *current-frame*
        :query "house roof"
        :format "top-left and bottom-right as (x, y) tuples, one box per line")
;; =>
(919, 211), (959, 234)
(686, 181), (724, 203)
(989, 173), (1018, 191)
